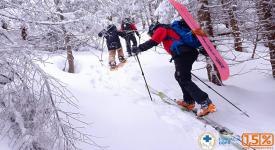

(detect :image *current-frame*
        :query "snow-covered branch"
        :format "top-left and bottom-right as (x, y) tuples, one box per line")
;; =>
(0, 50), (101, 150)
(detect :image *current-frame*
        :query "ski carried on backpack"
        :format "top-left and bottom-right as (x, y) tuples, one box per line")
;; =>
(148, 86), (249, 150)
(168, 0), (230, 80)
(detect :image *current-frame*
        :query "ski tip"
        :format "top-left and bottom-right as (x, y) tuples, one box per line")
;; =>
(217, 68), (229, 81)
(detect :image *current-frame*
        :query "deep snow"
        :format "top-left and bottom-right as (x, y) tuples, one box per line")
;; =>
(38, 47), (275, 150)
(2, 37), (275, 150)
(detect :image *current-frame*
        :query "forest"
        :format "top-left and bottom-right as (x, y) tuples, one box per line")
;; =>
(0, 0), (274, 150)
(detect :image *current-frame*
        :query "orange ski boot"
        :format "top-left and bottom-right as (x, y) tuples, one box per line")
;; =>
(197, 102), (216, 117)
(176, 100), (195, 111)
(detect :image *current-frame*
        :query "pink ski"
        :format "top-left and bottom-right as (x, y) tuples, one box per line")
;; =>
(168, 0), (230, 80)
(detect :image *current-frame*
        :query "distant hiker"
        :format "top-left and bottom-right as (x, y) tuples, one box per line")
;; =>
(132, 20), (216, 117)
(121, 18), (140, 57)
(98, 24), (126, 70)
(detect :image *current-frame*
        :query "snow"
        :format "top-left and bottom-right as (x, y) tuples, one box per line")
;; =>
(0, 138), (10, 150)
(33, 44), (275, 150)
(2, 39), (275, 150)
(1, 0), (274, 149)
(38, 51), (216, 150)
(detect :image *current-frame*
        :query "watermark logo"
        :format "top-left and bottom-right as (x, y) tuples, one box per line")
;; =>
(198, 132), (216, 150)
(242, 133), (274, 149)
(219, 135), (241, 145)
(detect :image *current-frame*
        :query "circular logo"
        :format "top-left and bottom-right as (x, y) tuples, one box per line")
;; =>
(198, 132), (216, 150)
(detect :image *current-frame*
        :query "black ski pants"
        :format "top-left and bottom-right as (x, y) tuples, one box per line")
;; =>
(174, 51), (208, 105)
(125, 34), (137, 54)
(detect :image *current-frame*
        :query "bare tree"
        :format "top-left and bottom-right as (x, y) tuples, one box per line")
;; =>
(221, 0), (243, 52)
(54, 0), (75, 73)
(0, 50), (99, 150)
(197, 0), (223, 86)
(256, 0), (275, 77)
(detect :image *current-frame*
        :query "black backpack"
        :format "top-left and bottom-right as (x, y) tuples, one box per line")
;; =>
(122, 21), (132, 31)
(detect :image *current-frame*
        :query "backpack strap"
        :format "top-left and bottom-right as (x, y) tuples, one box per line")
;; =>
(164, 36), (176, 41)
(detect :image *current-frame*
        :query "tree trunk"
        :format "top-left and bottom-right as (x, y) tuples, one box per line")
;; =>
(197, 0), (214, 36)
(148, 2), (154, 23)
(55, 0), (74, 73)
(145, 8), (151, 27)
(197, 0), (223, 86)
(251, 29), (260, 59)
(65, 35), (74, 73)
(221, 0), (243, 52)
(140, 10), (146, 29)
(256, 0), (275, 77)
(21, 25), (27, 40)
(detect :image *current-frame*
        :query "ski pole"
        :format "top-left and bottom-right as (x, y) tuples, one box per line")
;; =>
(191, 73), (250, 118)
(100, 38), (104, 62)
(135, 55), (153, 101)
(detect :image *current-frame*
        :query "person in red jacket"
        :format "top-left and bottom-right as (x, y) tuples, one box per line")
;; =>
(132, 21), (216, 117)
(121, 18), (140, 57)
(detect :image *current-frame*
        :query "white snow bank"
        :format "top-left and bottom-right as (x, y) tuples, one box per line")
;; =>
(34, 48), (275, 150)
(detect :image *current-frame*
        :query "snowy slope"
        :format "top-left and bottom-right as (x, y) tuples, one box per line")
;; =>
(40, 51), (219, 150)
(2, 36), (274, 150)
(35, 46), (275, 150)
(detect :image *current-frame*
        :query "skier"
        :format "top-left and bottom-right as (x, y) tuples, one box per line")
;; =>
(132, 20), (216, 117)
(98, 24), (126, 70)
(121, 18), (140, 57)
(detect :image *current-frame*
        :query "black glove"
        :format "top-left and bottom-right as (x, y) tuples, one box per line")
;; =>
(98, 29), (106, 37)
(132, 46), (141, 55)
(98, 32), (103, 37)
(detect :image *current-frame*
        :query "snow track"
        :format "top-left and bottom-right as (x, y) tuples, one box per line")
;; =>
(38, 51), (272, 150)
